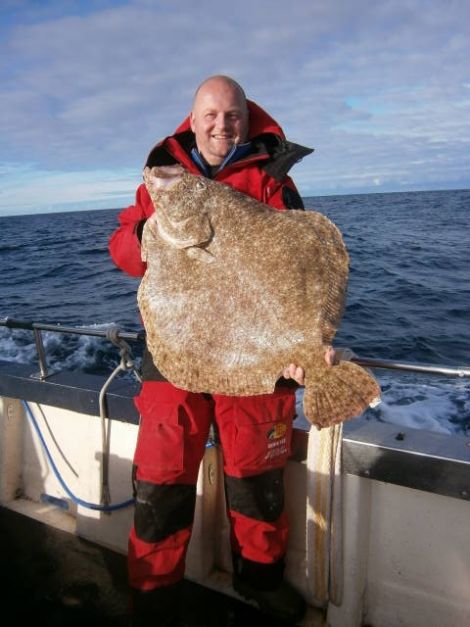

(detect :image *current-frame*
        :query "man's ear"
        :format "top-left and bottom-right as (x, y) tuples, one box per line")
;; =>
(189, 112), (195, 133)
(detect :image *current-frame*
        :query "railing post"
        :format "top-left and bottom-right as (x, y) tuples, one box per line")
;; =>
(33, 328), (49, 380)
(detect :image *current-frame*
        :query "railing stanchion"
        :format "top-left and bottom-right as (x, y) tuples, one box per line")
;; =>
(33, 327), (49, 380)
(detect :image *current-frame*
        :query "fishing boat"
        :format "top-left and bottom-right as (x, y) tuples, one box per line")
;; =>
(0, 318), (469, 626)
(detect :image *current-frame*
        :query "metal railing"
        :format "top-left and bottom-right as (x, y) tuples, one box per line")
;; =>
(350, 356), (470, 378)
(1, 316), (470, 380)
(1, 317), (144, 380)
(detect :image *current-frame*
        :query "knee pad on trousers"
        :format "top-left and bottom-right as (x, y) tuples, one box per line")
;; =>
(225, 468), (285, 523)
(134, 480), (196, 543)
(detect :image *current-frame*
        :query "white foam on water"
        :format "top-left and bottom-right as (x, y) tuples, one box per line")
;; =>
(373, 373), (469, 435)
(0, 328), (39, 364)
(294, 371), (469, 435)
(0, 323), (128, 373)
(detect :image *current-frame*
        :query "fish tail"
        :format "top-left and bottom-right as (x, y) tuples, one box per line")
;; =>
(303, 362), (381, 429)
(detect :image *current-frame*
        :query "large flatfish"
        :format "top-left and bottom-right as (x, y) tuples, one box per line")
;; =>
(138, 165), (380, 428)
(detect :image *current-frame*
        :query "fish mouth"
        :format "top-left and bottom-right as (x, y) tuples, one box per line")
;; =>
(144, 165), (184, 192)
(152, 165), (184, 177)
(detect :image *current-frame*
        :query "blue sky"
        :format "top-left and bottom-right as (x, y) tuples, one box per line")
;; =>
(1, 0), (469, 216)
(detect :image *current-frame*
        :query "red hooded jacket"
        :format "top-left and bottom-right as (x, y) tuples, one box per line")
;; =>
(109, 100), (312, 277)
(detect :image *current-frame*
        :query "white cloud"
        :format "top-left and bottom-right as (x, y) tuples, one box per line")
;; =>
(0, 0), (469, 214)
(0, 162), (140, 215)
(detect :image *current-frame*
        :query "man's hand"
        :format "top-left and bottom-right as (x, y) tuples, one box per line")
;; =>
(282, 363), (306, 385)
(281, 347), (337, 385)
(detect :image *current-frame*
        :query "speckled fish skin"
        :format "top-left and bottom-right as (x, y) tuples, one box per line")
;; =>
(138, 165), (380, 429)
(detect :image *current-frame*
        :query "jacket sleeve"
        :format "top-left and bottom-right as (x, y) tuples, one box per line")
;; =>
(108, 183), (153, 277)
(265, 175), (305, 211)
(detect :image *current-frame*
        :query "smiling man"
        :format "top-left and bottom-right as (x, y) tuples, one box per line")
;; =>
(109, 75), (315, 626)
(190, 76), (250, 169)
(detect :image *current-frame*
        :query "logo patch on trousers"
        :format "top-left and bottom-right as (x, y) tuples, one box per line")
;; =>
(265, 422), (288, 461)
(267, 423), (287, 440)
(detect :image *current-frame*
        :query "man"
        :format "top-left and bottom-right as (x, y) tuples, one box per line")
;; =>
(110, 75), (325, 626)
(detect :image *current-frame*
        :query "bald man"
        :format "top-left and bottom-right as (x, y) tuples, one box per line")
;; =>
(109, 75), (315, 626)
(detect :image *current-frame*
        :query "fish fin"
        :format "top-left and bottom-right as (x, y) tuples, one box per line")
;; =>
(303, 361), (381, 429)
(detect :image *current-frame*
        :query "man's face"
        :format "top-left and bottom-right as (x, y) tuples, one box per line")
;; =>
(190, 80), (249, 166)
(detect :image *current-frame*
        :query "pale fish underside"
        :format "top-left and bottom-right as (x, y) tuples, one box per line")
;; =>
(138, 166), (380, 429)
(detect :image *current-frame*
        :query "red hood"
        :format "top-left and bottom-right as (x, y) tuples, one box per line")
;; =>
(173, 99), (286, 140)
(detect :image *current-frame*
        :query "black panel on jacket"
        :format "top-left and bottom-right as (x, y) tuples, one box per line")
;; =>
(141, 346), (167, 381)
(256, 136), (313, 181)
(145, 131), (195, 168)
(282, 186), (305, 209)
(134, 219), (147, 242)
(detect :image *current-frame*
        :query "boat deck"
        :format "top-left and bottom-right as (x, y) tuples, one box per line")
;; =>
(0, 506), (306, 627)
(1, 355), (469, 626)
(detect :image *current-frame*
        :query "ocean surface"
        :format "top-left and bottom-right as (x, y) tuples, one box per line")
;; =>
(1, 189), (469, 436)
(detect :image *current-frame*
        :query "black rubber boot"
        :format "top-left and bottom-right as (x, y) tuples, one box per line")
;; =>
(232, 555), (306, 625)
(130, 581), (182, 627)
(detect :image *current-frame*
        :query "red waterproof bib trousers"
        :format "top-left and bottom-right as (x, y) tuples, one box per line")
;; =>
(129, 381), (295, 591)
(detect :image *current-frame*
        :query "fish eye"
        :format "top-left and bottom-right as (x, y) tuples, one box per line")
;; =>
(195, 179), (206, 192)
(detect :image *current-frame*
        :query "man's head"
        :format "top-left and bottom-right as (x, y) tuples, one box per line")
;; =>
(190, 75), (249, 166)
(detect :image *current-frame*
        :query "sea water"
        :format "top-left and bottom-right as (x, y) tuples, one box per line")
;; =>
(1, 189), (469, 435)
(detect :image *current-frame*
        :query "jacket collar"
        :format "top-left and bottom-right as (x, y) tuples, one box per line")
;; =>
(190, 142), (253, 177)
